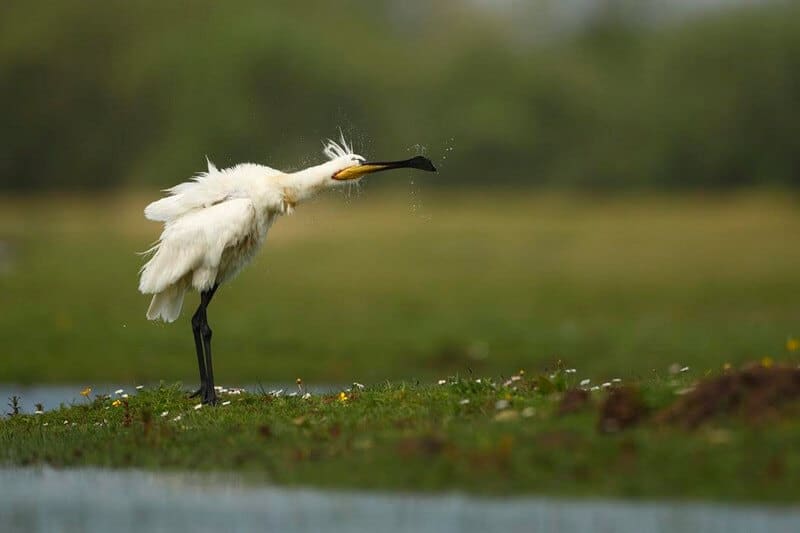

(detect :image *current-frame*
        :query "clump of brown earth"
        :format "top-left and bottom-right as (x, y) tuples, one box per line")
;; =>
(559, 363), (800, 432)
(556, 385), (650, 433)
(598, 386), (649, 433)
(655, 364), (800, 429)
(558, 388), (591, 416)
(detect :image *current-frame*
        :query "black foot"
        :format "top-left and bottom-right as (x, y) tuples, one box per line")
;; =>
(202, 390), (218, 405)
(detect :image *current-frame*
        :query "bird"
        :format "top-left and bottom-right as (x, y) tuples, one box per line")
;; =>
(138, 135), (436, 404)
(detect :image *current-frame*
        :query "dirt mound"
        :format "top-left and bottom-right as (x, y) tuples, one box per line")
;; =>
(657, 364), (800, 429)
(598, 387), (648, 433)
(558, 388), (591, 416)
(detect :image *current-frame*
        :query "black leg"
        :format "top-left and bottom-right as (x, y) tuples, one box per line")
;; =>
(188, 304), (208, 399)
(199, 284), (219, 405)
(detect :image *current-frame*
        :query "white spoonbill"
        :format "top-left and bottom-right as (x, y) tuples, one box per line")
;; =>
(139, 137), (436, 404)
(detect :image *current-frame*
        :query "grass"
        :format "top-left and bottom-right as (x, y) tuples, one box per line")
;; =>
(3, 190), (798, 502)
(3, 365), (800, 502)
(1, 189), (798, 385)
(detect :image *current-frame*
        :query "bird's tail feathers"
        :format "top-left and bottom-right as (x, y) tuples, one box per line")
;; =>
(146, 284), (187, 322)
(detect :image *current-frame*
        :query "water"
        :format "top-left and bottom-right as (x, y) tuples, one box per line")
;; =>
(0, 384), (340, 414)
(0, 468), (797, 533)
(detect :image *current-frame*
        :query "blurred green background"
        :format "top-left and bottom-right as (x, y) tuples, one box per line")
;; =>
(1, 1), (798, 385)
(3, 0), (800, 190)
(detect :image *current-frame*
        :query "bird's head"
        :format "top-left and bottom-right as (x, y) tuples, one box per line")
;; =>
(321, 137), (436, 186)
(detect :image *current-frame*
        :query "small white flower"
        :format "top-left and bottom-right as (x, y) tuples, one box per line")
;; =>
(495, 399), (509, 410)
(566, 368), (576, 374)
(590, 386), (600, 391)
(353, 382), (365, 390)
(34, 410), (44, 415)
(602, 382), (612, 389)
(71, 422), (76, 426)
(160, 411), (169, 417)
(459, 399), (470, 405)
(135, 385), (144, 391)
(302, 392), (312, 400)
(580, 379), (591, 387)
(193, 403), (203, 410)
(438, 379), (447, 385)
(612, 378), (622, 383)
(475, 379), (482, 384)
(214, 386), (223, 391)
(230, 389), (242, 395)
(63, 420), (69, 425)
(510, 375), (521, 382)
(221, 400), (231, 406)
(172, 415), (182, 422)
(680, 366), (690, 373)
(114, 389), (124, 395)
(521, 407), (536, 418)
(94, 422), (101, 426)
(42, 422), (48, 427)
(288, 392), (298, 397)
(121, 394), (129, 399)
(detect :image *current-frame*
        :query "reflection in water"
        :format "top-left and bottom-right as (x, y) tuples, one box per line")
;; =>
(0, 468), (798, 533)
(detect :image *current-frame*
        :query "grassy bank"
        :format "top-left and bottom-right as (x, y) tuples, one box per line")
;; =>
(1, 191), (799, 384)
(2, 363), (800, 502)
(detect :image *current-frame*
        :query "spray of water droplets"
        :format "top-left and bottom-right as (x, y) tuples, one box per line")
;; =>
(406, 144), (432, 221)
(441, 137), (455, 163)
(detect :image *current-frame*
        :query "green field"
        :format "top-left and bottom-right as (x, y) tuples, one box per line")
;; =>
(1, 190), (798, 384)
(3, 364), (800, 501)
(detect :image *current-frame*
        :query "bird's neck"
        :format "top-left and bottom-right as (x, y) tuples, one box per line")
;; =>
(281, 162), (331, 203)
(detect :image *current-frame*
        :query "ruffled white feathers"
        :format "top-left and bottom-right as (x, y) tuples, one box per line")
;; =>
(140, 133), (363, 322)
(322, 132), (354, 161)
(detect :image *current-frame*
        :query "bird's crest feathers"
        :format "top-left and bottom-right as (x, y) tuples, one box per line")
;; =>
(323, 132), (354, 160)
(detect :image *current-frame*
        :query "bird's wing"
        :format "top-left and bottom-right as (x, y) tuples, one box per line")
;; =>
(139, 198), (257, 294)
(144, 161), (281, 222)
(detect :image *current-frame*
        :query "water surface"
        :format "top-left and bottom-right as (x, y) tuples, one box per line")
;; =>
(0, 384), (337, 414)
(1, 468), (797, 533)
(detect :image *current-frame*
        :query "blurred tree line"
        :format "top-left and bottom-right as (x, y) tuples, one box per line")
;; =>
(1, 0), (798, 191)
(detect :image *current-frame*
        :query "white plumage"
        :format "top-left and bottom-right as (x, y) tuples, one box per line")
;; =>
(138, 135), (435, 404)
(139, 138), (361, 322)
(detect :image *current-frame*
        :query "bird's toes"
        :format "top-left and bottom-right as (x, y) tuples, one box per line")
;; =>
(202, 393), (218, 406)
